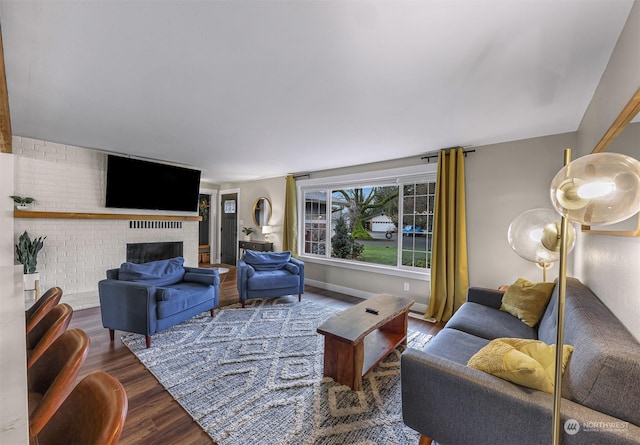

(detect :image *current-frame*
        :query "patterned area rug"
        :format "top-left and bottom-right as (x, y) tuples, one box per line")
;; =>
(122, 296), (432, 445)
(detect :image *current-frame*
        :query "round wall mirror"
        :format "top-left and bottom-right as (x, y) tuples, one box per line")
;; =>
(253, 197), (272, 226)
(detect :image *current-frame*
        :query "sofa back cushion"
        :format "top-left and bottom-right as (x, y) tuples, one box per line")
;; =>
(243, 250), (291, 271)
(538, 277), (640, 426)
(118, 257), (185, 286)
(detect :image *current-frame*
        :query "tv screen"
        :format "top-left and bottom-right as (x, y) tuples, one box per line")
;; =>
(105, 155), (201, 212)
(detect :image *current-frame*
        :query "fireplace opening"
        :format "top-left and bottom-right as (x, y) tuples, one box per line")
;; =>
(126, 242), (184, 264)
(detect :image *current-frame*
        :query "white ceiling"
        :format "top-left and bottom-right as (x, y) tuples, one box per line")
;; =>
(0, 0), (634, 183)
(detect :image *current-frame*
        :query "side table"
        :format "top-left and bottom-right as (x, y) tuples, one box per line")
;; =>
(217, 267), (229, 298)
(238, 240), (273, 252)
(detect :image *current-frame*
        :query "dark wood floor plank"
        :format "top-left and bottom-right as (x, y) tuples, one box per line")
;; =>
(69, 264), (443, 444)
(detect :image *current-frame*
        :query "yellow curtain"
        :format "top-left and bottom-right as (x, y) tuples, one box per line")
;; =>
(283, 174), (298, 256)
(425, 148), (469, 322)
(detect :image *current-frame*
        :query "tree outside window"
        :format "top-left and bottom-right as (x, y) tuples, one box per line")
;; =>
(302, 179), (434, 270)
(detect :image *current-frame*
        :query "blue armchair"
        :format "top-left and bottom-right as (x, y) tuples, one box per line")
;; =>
(237, 250), (304, 307)
(98, 257), (219, 347)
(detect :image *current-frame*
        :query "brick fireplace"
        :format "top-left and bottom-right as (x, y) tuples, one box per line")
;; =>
(12, 137), (199, 309)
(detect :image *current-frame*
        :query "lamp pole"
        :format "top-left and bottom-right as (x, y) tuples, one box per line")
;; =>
(551, 148), (572, 445)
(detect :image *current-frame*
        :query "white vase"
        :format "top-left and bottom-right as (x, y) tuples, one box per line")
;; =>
(23, 272), (41, 302)
(23, 272), (40, 291)
(16, 205), (29, 210)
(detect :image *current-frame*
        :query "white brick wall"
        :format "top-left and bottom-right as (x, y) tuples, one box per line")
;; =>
(13, 137), (199, 308)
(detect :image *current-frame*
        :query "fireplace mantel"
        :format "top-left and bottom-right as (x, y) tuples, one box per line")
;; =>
(14, 210), (201, 221)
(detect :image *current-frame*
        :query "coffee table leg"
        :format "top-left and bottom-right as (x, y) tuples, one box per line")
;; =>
(382, 310), (410, 346)
(323, 336), (364, 391)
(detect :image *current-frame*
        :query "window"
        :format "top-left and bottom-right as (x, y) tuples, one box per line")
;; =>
(299, 165), (437, 272)
(401, 182), (435, 268)
(303, 191), (327, 255)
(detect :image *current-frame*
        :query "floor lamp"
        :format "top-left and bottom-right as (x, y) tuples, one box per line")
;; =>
(548, 149), (640, 444)
(507, 208), (576, 281)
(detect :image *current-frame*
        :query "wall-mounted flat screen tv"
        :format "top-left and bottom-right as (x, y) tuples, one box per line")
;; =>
(105, 155), (201, 212)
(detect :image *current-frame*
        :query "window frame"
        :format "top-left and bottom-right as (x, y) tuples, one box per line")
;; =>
(297, 164), (437, 280)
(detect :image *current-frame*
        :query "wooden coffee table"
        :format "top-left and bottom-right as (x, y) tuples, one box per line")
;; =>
(317, 294), (414, 391)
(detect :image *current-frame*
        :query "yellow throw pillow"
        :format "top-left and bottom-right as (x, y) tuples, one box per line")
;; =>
(500, 278), (556, 327)
(468, 338), (573, 394)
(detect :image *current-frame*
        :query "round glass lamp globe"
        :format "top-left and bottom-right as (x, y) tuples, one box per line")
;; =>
(507, 208), (576, 264)
(550, 152), (640, 226)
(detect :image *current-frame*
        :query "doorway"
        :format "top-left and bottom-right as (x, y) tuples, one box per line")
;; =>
(198, 194), (211, 265)
(220, 192), (238, 265)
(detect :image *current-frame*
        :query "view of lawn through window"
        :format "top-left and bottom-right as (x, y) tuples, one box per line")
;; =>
(303, 180), (435, 270)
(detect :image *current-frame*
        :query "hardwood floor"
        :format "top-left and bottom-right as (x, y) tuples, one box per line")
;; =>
(69, 265), (444, 445)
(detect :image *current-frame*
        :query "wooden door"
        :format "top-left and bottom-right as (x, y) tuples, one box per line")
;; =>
(220, 193), (238, 265)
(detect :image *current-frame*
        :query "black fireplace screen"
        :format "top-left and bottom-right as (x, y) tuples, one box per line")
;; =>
(126, 242), (184, 264)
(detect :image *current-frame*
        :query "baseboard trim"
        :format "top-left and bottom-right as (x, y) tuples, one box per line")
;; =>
(305, 278), (428, 315)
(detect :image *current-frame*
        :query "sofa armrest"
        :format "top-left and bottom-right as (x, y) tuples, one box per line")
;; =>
(289, 257), (304, 273)
(401, 348), (640, 445)
(183, 268), (220, 286)
(98, 279), (158, 336)
(288, 257), (304, 294)
(466, 286), (504, 309)
(184, 272), (220, 286)
(236, 260), (254, 302)
(184, 266), (217, 275)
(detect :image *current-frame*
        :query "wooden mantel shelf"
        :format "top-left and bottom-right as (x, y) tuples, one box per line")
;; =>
(14, 210), (202, 221)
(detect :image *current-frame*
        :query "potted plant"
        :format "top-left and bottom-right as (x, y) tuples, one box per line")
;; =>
(15, 231), (46, 294)
(241, 226), (255, 241)
(199, 197), (210, 220)
(9, 195), (36, 210)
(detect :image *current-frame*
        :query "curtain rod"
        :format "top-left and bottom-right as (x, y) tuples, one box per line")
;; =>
(421, 148), (476, 162)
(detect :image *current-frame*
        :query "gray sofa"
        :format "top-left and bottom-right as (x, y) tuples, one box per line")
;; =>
(401, 277), (640, 445)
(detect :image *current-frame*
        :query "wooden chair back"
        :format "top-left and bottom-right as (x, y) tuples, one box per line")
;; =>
(33, 371), (128, 445)
(26, 287), (63, 334)
(26, 303), (73, 369)
(27, 328), (90, 438)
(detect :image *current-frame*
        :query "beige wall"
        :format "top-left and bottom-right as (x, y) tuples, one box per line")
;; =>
(297, 156), (434, 310)
(577, 1), (640, 156)
(1, 153), (14, 268)
(574, 0), (640, 340)
(465, 132), (577, 288)
(216, 3), (639, 327)
(219, 176), (286, 255)
(286, 134), (574, 311)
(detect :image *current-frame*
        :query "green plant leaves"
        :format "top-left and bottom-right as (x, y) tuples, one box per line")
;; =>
(15, 231), (46, 274)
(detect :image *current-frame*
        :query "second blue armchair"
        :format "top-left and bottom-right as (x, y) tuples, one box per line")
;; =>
(237, 250), (304, 307)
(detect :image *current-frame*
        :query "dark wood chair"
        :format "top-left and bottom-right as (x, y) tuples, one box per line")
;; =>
(26, 303), (73, 369)
(27, 328), (90, 440)
(32, 371), (128, 445)
(26, 287), (63, 334)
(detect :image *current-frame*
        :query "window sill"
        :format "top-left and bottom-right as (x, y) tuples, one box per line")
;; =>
(299, 255), (430, 281)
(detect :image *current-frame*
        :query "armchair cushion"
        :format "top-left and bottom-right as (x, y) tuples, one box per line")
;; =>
(156, 282), (215, 319)
(243, 250), (291, 271)
(247, 269), (300, 291)
(118, 257), (185, 286)
(283, 263), (299, 274)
